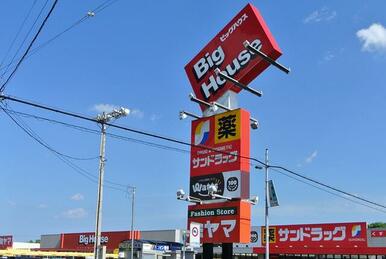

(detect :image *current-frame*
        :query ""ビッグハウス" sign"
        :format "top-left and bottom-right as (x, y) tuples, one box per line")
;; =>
(185, 3), (282, 111)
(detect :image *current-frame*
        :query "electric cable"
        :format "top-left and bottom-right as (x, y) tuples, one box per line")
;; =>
(0, 0), (120, 73)
(0, 0), (58, 92)
(1, 94), (385, 212)
(0, 0), (37, 74)
(0, 104), (128, 192)
(269, 167), (386, 214)
(8, 107), (384, 213)
(0, 0), (46, 80)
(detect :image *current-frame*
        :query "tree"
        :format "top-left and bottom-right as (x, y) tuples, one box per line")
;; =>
(368, 222), (386, 228)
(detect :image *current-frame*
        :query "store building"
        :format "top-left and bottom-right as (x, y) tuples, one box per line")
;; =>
(1, 222), (385, 258)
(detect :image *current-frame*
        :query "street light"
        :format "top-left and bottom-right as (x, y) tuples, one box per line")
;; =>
(94, 107), (129, 259)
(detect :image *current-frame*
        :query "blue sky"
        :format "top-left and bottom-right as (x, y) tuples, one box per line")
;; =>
(1, 1), (386, 241)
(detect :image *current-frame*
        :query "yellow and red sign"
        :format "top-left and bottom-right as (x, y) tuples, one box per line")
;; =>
(190, 109), (250, 176)
(187, 200), (251, 243)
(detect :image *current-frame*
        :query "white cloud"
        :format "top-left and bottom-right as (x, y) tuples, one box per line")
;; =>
(70, 193), (84, 201)
(130, 109), (144, 119)
(62, 208), (87, 219)
(93, 103), (121, 113)
(303, 7), (337, 24)
(356, 23), (386, 53)
(305, 150), (318, 164)
(323, 51), (335, 62)
(150, 114), (161, 122)
(37, 204), (48, 209)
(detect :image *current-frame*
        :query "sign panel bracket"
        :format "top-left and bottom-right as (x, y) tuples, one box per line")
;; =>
(243, 40), (290, 74)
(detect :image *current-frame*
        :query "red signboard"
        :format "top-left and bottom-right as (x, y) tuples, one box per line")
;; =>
(190, 109), (250, 176)
(60, 231), (140, 252)
(0, 235), (13, 249)
(187, 200), (251, 243)
(185, 3), (282, 111)
(371, 230), (386, 238)
(254, 222), (367, 250)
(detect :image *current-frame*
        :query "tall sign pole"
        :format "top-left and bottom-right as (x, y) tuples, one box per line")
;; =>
(264, 148), (269, 259)
(182, 3), (290, 258)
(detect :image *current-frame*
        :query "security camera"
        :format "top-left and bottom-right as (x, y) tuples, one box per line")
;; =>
(176, 189), (186, 199)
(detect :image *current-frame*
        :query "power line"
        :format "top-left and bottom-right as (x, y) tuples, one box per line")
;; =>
(7, 106), (385, 213)
(0, 0), (45, 80)
(0, 0), (58, 92)
(0, 0), (37, 73)
(0, 0), (120, 73)
(1, 107), (191, 155)
(269, 167), (386, 214)
(1, 94), (385, 212)
(0, 104), (128, 193)
(268, 164), (386, 210)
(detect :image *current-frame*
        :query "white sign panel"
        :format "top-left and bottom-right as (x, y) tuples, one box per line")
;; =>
(189, 222), (201, 248)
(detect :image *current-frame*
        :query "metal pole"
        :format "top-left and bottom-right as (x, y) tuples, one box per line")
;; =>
(265, 148), (269, 259)
(130, 187), (135, 259)
(182, 230), (186, 259)
(94, 122), (107, 259)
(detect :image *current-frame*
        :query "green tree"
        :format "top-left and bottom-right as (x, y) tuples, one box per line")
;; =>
(368, 222), (386, 228)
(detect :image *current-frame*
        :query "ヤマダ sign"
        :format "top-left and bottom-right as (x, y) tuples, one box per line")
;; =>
(185, 3), (282, 111)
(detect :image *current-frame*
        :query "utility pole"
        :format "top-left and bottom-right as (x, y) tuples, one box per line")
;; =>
(265, 148), (269, 259)
(94, 108), (129, 259)
(130, 187), (135, 259)
(94, 122), (106, 259)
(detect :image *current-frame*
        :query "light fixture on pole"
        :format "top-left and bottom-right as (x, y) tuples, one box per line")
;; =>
(176, 189), (203, 204)
(207, 184), (232, 201)
(189, 93), (260, 129)
(214, 68), (263, 98)
(246, 195), (259, 205)
(243, 40), (291, 74)
(179, 110), (201, 120)
(94, 107), (129, 259)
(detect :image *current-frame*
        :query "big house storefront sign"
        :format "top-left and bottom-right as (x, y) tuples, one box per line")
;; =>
(185, 3), (282, 111)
